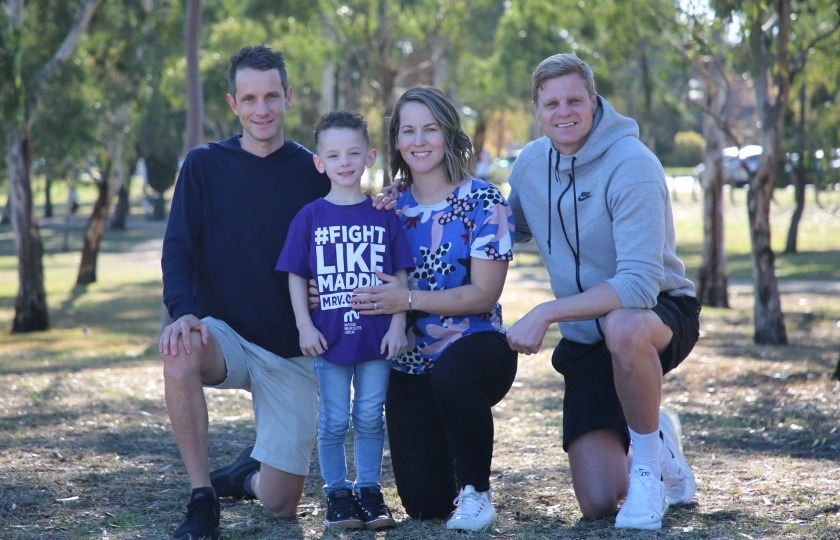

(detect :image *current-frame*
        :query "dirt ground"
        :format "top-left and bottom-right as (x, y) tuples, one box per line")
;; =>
(1, 235), (838, 539)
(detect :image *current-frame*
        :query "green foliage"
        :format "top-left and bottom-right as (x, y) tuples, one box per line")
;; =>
(664, 131), (706, 167)
(136, 86), (183, 194)
(5, 0), (840, 204)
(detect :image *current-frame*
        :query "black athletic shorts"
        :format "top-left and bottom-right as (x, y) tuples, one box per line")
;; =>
(550, 293), (701, 453)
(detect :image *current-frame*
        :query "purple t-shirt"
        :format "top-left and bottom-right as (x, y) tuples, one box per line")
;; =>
(276, 197), (415, 364)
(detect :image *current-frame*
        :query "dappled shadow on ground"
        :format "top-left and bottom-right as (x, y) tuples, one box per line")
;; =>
(2, 240), (840, 537)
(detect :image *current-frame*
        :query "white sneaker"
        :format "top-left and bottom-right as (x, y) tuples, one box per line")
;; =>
(445, 485), (496, 532)
(659, 407), (696, 505)
(615, 466), (668, 530)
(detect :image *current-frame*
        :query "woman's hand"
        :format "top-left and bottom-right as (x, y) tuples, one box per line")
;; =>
(307, 278), (319, 310)
(369, 180), (406, 212)
(350, 272), (409, 315)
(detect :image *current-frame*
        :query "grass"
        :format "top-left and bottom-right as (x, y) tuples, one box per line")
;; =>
(1, 186), (839, 539)
(670, 186), (840, 281)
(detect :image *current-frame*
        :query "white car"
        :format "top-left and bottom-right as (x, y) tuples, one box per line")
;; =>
(695, 145), (762, 187)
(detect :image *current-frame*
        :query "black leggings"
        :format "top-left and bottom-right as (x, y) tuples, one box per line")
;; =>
(385, 332), (517, 520)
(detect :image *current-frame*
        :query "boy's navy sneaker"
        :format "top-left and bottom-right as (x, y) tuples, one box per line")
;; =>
(210, 445), (259, 500)
(325, 488), (364, 529)
(173, 486), (220, 540)
(354, 487), (397, 530)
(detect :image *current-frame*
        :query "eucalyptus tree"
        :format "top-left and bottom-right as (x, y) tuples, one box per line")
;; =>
(75, 0), (178, 285)
(2, 0), (102, 332)
(782, 0), (840, 253)
(736, 0), (838, 344)
(646, 0), (739, 308)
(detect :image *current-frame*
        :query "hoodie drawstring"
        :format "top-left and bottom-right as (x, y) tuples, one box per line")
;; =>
(556, 156), (604, 339)
(557, 156), (582, 292)
(547, 148), (562, 254)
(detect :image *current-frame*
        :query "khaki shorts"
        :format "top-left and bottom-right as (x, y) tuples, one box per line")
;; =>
(203, 317), (317, 476)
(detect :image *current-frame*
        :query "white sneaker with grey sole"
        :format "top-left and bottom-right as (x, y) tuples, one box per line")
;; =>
(659, 406), (696, 505)
(615, 465), (668, 530)
(445, 485), (496, 532)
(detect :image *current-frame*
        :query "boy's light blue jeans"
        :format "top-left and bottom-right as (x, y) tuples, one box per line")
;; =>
(314, 356), (392, 494)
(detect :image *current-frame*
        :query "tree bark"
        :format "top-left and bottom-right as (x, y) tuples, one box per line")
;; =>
(4, 0), (103, 332)
(375, 0), (396, 185)
(43, 176), (53, 218)
(110, 156), (138, 230)
(76, 161), (111, 286)
(696, 61), (729, 308)
(747, 150), (787, 344)
(76, 104), (129, 285)
(745, 0), (789, 345)
(8, 131), (49, 332)
(784, 81), (807, 254)
(183, 0), (204, 153)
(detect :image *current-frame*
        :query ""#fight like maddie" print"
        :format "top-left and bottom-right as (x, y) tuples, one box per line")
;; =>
(316, 224), (387, 311)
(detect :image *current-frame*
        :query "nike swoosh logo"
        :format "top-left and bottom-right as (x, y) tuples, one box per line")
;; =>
(578, 192), (592, 201)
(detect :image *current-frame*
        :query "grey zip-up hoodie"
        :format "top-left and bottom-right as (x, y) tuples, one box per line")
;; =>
(508, 96), (695, 344)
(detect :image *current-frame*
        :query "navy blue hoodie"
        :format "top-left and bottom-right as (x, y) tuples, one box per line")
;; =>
(162, 135), (329, 358)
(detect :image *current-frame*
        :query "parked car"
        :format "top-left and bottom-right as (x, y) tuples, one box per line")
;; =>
(487, 149), (522, 185)
(694, 145), (762, 188)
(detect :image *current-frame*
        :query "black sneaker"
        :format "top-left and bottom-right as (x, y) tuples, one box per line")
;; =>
(354, 487), (397, 530)
(210, 445), (259, 500)
(325, 488), (364, 529)
(173, 487), (220, 540)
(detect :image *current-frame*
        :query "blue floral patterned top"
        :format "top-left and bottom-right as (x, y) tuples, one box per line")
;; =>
(394, 178), (515, 374)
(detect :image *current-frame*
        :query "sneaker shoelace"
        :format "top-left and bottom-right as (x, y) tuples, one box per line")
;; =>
(331, 493), (358, 519)
(452, 489), (486, 518)
(185, 495), (218, 522)
(621, 469), (662, 518)
(360, 492), (387, 516)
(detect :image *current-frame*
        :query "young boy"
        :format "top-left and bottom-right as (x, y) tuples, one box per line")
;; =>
(276, 111), (414, 530)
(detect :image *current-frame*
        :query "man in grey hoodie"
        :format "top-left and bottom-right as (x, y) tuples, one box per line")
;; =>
(506, 53), (700, 531)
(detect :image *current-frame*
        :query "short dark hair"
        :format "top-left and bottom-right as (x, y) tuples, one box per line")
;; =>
(314, 111), (370, 149)
(227, 45), (288, 97)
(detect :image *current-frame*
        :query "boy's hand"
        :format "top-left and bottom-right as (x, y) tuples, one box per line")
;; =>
(299, 324), (328, 356)
(380, 326), (407, 360)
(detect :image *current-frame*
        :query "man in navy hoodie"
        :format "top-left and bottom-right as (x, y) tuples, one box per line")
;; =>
(159, 45), (329, 540)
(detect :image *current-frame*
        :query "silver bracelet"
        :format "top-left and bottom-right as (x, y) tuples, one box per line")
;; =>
(407, 289), (412, 312)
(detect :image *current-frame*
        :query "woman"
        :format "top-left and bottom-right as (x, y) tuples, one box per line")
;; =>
(350, 86), (518, 532)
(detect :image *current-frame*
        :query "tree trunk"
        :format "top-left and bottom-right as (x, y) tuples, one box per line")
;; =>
(697, 163), (729, 307)
(1, 196), (10, 225)
(376, 0), (395, 185)
(747, 158), (787, 345)
(183, 0), (204, 154)
(784, 170), (805, 254)
(4, 0), (103, 332)
(110, 156), (137, 230)
(62, 169), (78, 252)
(76, 161), (111, 286)
(77, 104), (129, 285)
(784, 82), (807, 254)
(473, 111), (488, 159)
(695, 62), (729, 308)
(110, 185), (129, 230)
(8, 130), (50, 332)
(44, 175), (53, 218)
(745, 0), (789, 345)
